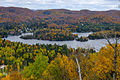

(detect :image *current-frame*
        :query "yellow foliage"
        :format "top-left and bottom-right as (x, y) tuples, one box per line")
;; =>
(43, 54), (79, 80)
(81, 44), (120, 80)
(1, 71), (25, 80)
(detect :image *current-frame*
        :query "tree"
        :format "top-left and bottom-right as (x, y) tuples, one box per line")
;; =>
(74, 48), (92, 80)
(101, 28), (120, 80)
(1, 71), (24, 80)
(22, 52), (49, 79)
(42, 54), (79, 80)
(76, 58), (82, 80)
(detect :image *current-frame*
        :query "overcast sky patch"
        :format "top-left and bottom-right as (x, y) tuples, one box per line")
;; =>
(0, 0), (119, 11)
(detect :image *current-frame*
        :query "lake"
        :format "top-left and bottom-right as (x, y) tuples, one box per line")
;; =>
(2, 32), (114, 51)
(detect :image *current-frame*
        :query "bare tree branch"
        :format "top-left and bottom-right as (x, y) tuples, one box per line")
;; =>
(100, 26), (119, 80)
(102, 32), (114, 48)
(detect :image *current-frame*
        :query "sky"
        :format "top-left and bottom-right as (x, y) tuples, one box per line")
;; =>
(0, 0), (120, 11)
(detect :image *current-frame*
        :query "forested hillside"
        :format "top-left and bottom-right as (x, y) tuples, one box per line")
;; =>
(0, 7), (120, 80)
(0, 7), (120, 38)
(0, 38), (119, 80)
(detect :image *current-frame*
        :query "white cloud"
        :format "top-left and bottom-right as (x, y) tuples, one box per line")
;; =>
(0, 0), (119, 11)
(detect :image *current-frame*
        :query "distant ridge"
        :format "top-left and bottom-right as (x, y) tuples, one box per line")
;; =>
(0, 6), (119, 24)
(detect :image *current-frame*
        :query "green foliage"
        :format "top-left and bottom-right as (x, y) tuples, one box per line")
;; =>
(1, 71), (24, 80)
(0, 7), (120, 80)
(76, 36), (88, 42)
(88, 30), (120, 40)
(22, 53), (49, 79)
(20, 29), (78, 41)
(0, 7), (120, 38)
(42, 54), (79, 80)
(1, 36), (120, 80)
(0, 39), (71, 74)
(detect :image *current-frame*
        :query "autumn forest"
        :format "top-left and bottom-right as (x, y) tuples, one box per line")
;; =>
(0, 7), (120, 80)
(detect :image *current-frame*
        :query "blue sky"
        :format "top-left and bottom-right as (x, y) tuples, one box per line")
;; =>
(0, 0), (119, 11)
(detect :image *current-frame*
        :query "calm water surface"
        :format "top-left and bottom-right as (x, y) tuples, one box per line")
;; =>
(2, 32), (115, 51)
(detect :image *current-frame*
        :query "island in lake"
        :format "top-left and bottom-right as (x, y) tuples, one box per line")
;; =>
(0, 6), (120, 80)
(20, 29), (89, 42)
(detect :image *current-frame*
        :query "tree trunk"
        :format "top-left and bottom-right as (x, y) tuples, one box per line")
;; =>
(113, 46), (117, 80)
(102, 30), (118, 80)
(76, 58), (82, 80)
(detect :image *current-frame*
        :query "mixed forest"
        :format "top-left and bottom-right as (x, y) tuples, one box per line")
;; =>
(0, 7), (120, 80)
(0, 7), (120, 39)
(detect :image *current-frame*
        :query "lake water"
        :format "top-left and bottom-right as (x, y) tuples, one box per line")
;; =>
(2, 32), (115, 51)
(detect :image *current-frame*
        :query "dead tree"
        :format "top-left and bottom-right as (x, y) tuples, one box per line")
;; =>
(76, 58), (82, 80)
(101, 29), (120, 80)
